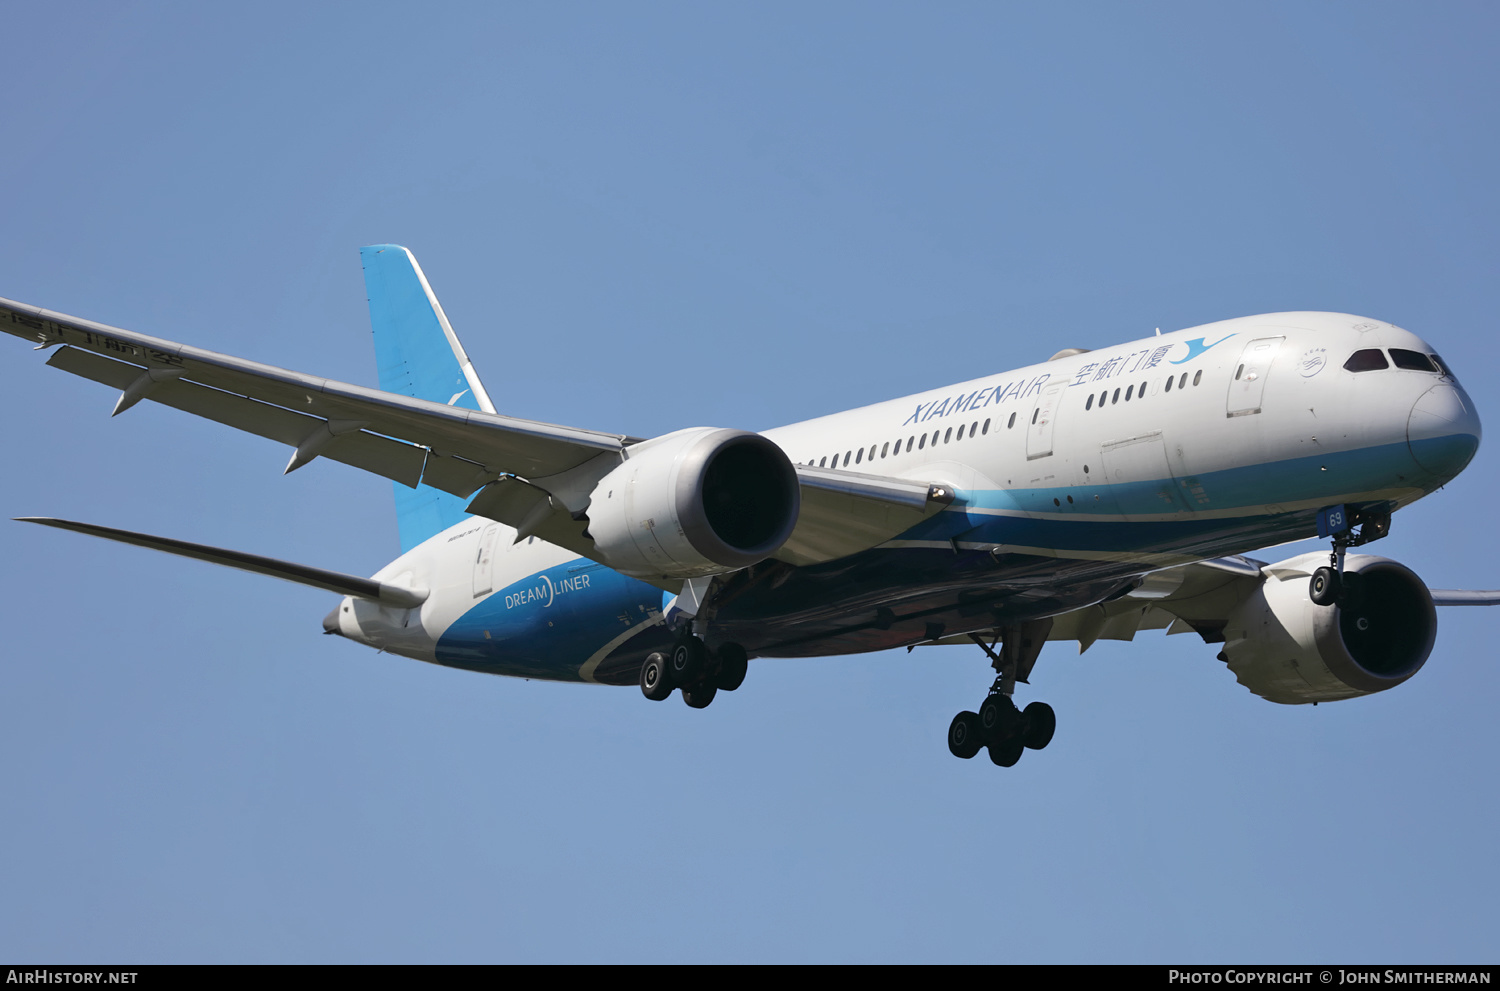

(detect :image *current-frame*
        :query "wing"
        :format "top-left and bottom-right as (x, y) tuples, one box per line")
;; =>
(0, 296), (627, 493)
(18, 517), (427, 608)
(1429, 589), (1500, 605)
(930, 553), (1500, 654)
(2, 296), (950, 575)
(778, 466), (953, 565)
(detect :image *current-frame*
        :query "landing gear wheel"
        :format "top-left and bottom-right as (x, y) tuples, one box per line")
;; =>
(639, 652), (674, 701)
(1022, 701), (1056, 750)
(714, 642), (748, 691)
(978, 694), (1020, 743)
(988, 737), (1025, 767)
(682, 683), (718, 709)
(948, 711), (983, 759)
(1310, 566), (1342, 606)
(669, 637), (709, 685)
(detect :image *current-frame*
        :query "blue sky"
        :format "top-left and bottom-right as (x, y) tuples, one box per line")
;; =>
(2, 2), (1498, 962)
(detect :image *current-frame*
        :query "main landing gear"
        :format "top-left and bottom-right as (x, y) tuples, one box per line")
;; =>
(1308, 505), (1391, 609)
(948, 620), (1056, 768)
(948, 695), (1055, 766)
(639, 635), (749, 709)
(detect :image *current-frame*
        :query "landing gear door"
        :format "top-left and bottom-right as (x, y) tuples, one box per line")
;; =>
(1026, 382), (1066, 460)
(1226, 336), (1284, 417)
(473, 523), (498, 597)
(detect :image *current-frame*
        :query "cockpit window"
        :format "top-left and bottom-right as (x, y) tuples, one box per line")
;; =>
(1343, 349), (1389, 372)
(1429, 354), (1454, 378)
(1390, 349), (1437, 372)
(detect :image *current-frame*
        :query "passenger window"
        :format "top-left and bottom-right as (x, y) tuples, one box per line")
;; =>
(1112, 388), (1120, 404)
(881, 442), (889, 458)
(1086, 394), (1094, 410)
(1139, 380), (1146, 395)
(918, 434), (926, 450)
(955, 425), (965, 441)
(1390, 349), (1436, 372)
(1164, 375), (1173, 393)
(1125, 385), (1134, 401)
(1008, 412), (1016, 429)
(944, 427), (952, 443)
(819, 456), (826, 467)
(982, 418), (990, 434)
(1031, 408), (1039, 425)
(907, 436), (915, 452)
(1343, 349), (1389, 372)
(1192, 370), (1202, 386)
(1178, 373), (1188, 390)
(843, 452), (851, 466)
(1098, 390), (1107, 407)
(971, 420), (979, 436)
(855, 448), (863, 464)
(1235, 364), (1244, 380)
(932, 429), (941, 446)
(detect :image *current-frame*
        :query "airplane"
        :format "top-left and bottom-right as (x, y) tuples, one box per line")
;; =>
(4, 244), (1495, 769)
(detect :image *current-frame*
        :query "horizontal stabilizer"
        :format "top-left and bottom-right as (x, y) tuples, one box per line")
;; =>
(17, 517), (427, 608)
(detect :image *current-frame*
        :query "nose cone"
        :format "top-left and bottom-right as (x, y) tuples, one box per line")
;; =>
(1408, 383), (1481, 477)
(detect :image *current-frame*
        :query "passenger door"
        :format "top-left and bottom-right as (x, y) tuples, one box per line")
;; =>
(1026, 382), (1066, 460)
(1226, 336), (1284, 416)
(473, 524), (499, 597)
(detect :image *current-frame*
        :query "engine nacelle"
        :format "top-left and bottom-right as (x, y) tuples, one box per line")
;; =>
(585, 427), (800, 580)
(1220, 552), (1436, 704)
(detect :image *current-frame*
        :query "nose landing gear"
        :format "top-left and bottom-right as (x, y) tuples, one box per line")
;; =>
(638, 635), (749, 708)
(947, 620), (1056, 768)
(1309, 505), (1391, 608)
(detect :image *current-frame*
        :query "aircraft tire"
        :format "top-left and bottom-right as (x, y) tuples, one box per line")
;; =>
(988, 737), (1024, 767)
(682, 683), (717, 709)
(978, 694), (1020, 743)
(1022, 701), (1056, 750)
(715, 643), (749, 691)
(947, 711), (984, 759)
(670, 637), (709, 685)
(640, 652), (674, 701)
(1310, 567), (1342, 606)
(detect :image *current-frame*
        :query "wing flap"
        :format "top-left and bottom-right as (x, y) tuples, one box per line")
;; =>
(420, 451), (501, 498)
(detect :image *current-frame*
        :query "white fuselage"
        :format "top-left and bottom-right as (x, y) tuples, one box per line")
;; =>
(334, 312), (1479, 682)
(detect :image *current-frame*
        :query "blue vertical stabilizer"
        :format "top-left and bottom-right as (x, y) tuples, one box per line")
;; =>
(361, 245), (496, 552)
